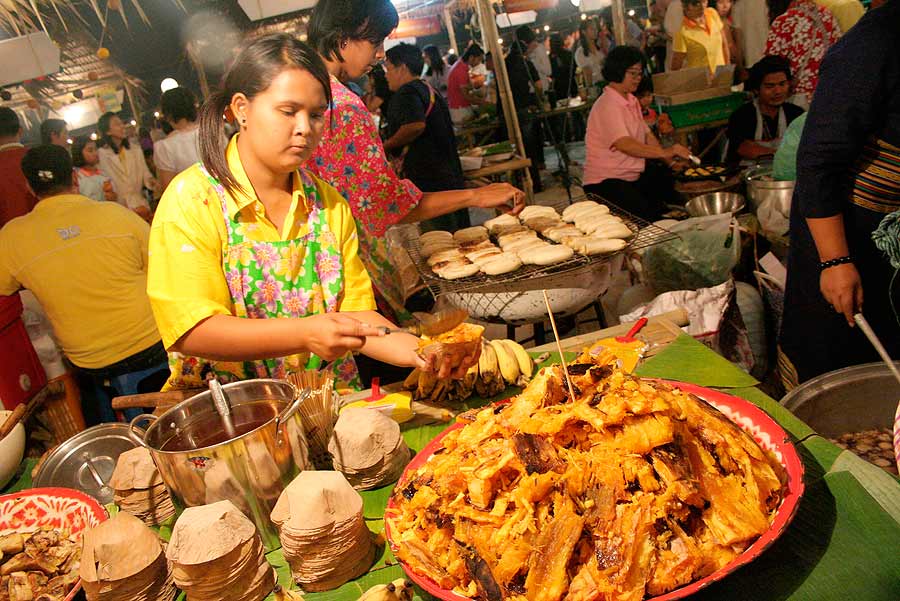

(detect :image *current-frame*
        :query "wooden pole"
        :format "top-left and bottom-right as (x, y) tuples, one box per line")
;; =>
(475, 0), (534, 199)
(186, 41), (211, 100)
(123, 79), (142, 127)
(442, 4), (459, 55)
(611, 0), (628, 46)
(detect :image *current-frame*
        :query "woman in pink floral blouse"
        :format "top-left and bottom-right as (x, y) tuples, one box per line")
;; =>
(765, 0), (841, 108)
(307, 0), (525, 324)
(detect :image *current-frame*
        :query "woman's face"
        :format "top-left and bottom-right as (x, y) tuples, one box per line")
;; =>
(105, 115), (126, 140)
(232, 67), (328, 174)
(585, 21), (598, 40)
(622, 63), (644, 94)
(423, 53), (432, 67)
(684, 1), (704, 19)
(716, 0), (733, 17)
(82, 141), (99, 165)
(339, 39), (386, 80)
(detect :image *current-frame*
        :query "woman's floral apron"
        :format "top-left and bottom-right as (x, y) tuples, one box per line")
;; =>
(164, 165), (362, 391)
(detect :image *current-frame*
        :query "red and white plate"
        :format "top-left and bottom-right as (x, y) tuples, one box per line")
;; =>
(386, 381), (805, 601)
(0, 487), (109, 600)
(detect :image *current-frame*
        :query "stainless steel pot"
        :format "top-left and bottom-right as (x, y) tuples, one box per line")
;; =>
(744, 164), (794, 212)
(781, 362), (900, 438)
(129, 379), (311, 550)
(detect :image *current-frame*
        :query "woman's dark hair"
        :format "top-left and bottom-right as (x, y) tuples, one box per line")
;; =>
(97, 112), (130, 152)
(636, 76), (654, 96)
(579, 17), (597, 57)
(767, 0), (791, 21)
(308, 0), (399, 63)
(385, 43), (425, 78)
(422, 45), (444, 77)
(40, 118), (67, 145)
(549, 33), (565, 57)
(22, 144), (73, 197)
(683, 0), (704, 6)
(160, 86), (198, 123)
(461, 43), (484, 62)
(70, 136), (95, 168)
(197, 33), (332, 199)
(602, 46), (646, 83)
(446, 52), (458, 65)
(746, 55), (793, 91)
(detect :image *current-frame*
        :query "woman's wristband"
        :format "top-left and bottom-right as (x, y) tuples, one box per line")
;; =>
(819, 256), (852, 270)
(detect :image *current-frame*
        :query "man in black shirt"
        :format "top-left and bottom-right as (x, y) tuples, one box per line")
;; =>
(726, 56), (804, 165)
(503, 35), (545, 191)
(382, 43), (470, 231)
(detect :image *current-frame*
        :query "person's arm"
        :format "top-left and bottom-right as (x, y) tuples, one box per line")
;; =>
(721, 29), (731, 66)
(795, 19), (890, 326)
(399, 183), (526, 223)
(383, 122), (426, 152)
(671, 52), (687, 70)
(462, 86), (486, 105)
(157, 169), (177, 193)
(736, 140), (776, 159)
(0, 233), (22, 296)
(612, 136), (691, 162)
(582, 66), (594, 86)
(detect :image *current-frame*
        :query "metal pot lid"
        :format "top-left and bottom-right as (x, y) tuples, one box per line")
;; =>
(33, 423), (138, 505)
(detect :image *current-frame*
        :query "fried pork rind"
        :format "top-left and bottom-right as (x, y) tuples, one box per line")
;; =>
(0, 529), (79, 601)
(387, 359), (786, 601)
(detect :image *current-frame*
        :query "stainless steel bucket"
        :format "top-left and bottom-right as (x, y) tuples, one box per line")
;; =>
(744, 165), (795, 212)
(128, 379), (311, 550)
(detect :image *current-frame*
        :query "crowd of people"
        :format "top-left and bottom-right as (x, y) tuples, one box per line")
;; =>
(0, 0), (896, 430)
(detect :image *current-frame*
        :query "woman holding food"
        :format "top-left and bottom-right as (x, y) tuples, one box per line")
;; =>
(583, 47), (691, 221)
(305, 0), (525, 324)
(147, 34), (473, 392)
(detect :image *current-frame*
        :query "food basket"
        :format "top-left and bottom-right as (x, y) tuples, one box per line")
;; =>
(0, 487), (108, 601)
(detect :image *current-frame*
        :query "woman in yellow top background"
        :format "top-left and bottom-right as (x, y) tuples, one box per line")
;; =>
(148, 34), (465, 391)
(671, 0), (730, 73)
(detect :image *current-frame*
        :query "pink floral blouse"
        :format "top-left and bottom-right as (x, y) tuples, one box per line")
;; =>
(307, 76), (423, 323)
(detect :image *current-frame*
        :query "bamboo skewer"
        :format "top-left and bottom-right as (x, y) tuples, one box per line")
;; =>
(542, 290), (578, 402)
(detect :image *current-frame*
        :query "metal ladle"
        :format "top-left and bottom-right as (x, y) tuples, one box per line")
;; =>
(209, 379), (237, 440)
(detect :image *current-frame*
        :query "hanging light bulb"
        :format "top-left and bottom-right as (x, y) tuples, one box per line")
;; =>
(543, 24), (550, 31)
(90, 132), (98, 140)
(160, 78), (178, 92)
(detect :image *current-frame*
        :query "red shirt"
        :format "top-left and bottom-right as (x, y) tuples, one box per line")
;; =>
(0, 144), (37, 228)
(446, 60), (471, 109)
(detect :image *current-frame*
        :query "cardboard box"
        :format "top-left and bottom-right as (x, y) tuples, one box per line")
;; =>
(652, 65), (735, 106)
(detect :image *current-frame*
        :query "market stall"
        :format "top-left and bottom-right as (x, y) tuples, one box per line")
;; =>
(2, 333), (898, 601)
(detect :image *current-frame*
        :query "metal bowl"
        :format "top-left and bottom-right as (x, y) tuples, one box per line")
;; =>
(685, 192), (746, 217)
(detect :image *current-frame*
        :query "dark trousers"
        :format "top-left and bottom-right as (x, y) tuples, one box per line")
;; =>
(76, 341), (170, 425)
(583, 162), (679, 221)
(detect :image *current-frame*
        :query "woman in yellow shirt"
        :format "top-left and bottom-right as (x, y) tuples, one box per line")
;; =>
(671, 0), (730, 73)
(148, 34), (466, 391)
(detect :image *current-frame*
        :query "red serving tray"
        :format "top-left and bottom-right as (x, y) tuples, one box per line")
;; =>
(385, 381), (805, 601)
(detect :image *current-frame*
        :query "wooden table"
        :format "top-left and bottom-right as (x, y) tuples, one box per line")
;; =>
(454, 120), (500, 149)
(462, 154), (531, 182)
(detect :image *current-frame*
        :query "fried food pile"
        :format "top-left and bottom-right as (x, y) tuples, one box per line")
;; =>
(387, 356), (786, 601)
(0, 528), (80, 601)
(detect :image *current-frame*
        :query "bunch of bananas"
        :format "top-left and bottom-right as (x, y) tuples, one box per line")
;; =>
(404, 339), (534, 404)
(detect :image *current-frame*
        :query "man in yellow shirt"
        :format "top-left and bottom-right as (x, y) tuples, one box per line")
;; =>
(0, 145), (166, 423)
(671, 0), (730, 73)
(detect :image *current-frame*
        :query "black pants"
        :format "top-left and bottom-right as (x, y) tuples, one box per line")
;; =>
(583, 162), (679, 221)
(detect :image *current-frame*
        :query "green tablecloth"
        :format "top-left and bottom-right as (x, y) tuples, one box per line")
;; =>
(6, 336), (899, 600)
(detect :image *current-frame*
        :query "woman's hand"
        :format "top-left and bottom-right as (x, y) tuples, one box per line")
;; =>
(417, 344), (482, 379)
(299, 313), (386, 361)
(473, 183), (526, 216)
(665, 144), (692, 162)
(820, 263), (864, 326)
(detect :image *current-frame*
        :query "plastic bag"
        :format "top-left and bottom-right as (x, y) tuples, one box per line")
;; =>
(642, 214), (741, 295)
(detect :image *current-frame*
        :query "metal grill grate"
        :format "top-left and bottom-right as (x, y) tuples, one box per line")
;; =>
(398, 197), (678, 298)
